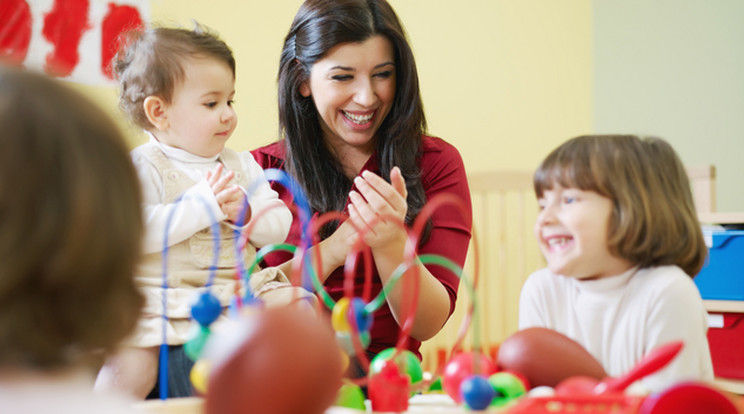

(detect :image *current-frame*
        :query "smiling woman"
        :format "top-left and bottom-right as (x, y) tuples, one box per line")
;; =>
(298, 34), (396, 174)
(252, 0), (473, 386)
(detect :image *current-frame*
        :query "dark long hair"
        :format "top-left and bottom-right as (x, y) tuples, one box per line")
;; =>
(278, 0), (428, 237)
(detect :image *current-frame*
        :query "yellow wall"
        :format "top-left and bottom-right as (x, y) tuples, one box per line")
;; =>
(394, 1), (593, 173)
(79, 0), (593, 174)
(74, 0), (591, 361)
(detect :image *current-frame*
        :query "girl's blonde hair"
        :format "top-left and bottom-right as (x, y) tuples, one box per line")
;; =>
(534, 135), (707, 277)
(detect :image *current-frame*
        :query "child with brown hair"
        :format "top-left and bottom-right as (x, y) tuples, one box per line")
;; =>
(518, 134), (713, 392)
(0, 65), (143, 413)
(95, 23), (314, 399)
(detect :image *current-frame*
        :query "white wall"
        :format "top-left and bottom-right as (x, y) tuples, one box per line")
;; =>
(594, 0), (744, 212)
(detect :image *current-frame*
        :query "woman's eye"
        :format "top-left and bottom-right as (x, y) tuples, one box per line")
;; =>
(332, 74), (353, 81)
(374, 70), (393, 79)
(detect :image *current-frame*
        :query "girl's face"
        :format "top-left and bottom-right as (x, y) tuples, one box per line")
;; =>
(156, 57), (236, 157)
(300, 35), (396, 158)
(534, 185), (633, 280)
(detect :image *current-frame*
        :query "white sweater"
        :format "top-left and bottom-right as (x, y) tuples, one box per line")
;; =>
(519, 265), (714, 392)
(131, 137), (291, 254)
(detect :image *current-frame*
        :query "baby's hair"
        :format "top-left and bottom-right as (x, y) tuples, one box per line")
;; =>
(534, 135), (707, 276)
(113, 21), (235, 130)
(0, 66), (144, 368)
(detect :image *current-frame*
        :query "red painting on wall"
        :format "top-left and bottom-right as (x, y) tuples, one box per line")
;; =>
(0, 0), (149, 85)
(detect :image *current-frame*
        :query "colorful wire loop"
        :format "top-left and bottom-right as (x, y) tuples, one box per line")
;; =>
(158, 168), (481, 401)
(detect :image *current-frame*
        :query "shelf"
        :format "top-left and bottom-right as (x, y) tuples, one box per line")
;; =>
(705, 300), (744, 313)
(713, 377), (744, 395)
(698, 212), (744, 224)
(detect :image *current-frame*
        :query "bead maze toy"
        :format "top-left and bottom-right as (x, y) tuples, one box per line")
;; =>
(143, 168), (741, 414)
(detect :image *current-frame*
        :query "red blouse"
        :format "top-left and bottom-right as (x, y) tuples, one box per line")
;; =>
(251, 135), (472, 358)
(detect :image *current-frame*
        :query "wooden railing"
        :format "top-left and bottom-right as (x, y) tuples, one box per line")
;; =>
(420, 169), (543, 371)
(420, 165), (717, 373)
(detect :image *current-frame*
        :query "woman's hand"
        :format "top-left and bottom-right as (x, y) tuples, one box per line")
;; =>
(347, 167), (408, 252)
(319, 218), (359, 273)
(307, 167), (406, 284)
(347, 167), (451, 341)
(206, 163), (248, 224)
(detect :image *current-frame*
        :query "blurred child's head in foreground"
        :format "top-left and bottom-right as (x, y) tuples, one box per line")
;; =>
(0, 66), (144, 370)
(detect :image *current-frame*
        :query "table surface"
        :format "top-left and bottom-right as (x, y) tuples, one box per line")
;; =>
(132, 389), (744, 414)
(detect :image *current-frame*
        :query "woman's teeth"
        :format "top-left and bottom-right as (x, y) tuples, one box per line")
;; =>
(343, 111), (373, 125)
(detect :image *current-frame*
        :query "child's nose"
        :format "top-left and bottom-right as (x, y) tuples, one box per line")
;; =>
(221, 106), (236, 123)
(536, 203), (557, 225)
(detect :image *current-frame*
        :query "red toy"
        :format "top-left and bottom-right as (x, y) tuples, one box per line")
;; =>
(497, 327), (607, 388)
(442, 351), (498, 403)
(204, 306), (343, 414)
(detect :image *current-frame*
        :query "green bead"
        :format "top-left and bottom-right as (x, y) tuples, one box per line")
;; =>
(369, 348), (423, 385)
(488, 372), (526, 407)
(334, 382), (366, 410)
(184, 324), (211, 361)
(428, 376), (443, 392)
(336, 330), (371, 356)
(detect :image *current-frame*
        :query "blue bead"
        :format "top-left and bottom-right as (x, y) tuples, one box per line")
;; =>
(191, 291), (222, 326)
(350, 297), (372, 332)
(460, 375), (495, 410)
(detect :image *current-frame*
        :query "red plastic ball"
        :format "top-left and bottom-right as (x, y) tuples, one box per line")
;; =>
(638, 381), (739, 414)
(442, 351), (497, 403)
(204, 306), (343, 414)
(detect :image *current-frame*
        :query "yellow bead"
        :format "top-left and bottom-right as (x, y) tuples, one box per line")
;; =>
(339, 350), (350, 373)
(190, 359), (211, 395)
(331, 297), (352, 332)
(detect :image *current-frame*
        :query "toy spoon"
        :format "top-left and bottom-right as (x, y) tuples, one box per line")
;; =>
(593, 341), (683, 394)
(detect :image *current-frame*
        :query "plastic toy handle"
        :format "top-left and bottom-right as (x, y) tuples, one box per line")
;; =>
(595, 341), (684, 394)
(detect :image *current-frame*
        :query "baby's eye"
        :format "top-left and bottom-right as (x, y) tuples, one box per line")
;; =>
(204, 102), (217, 108)
(537, 200), (547, 210)
(227, 99), (235, 107)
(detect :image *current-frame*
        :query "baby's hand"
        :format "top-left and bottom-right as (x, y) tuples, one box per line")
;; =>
(206, 164), (249, 224)
(206, 163), (234, 194)
(220, 187), (248, 224)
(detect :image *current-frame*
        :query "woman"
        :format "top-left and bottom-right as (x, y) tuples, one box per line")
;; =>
(252, 0), (472, 373)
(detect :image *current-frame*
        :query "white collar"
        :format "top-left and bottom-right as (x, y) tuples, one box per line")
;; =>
(147, 132), (220, 164)
(572, 266), (639, 294)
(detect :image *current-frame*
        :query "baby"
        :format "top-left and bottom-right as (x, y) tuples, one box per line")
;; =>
(95, 24), (316, 399)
